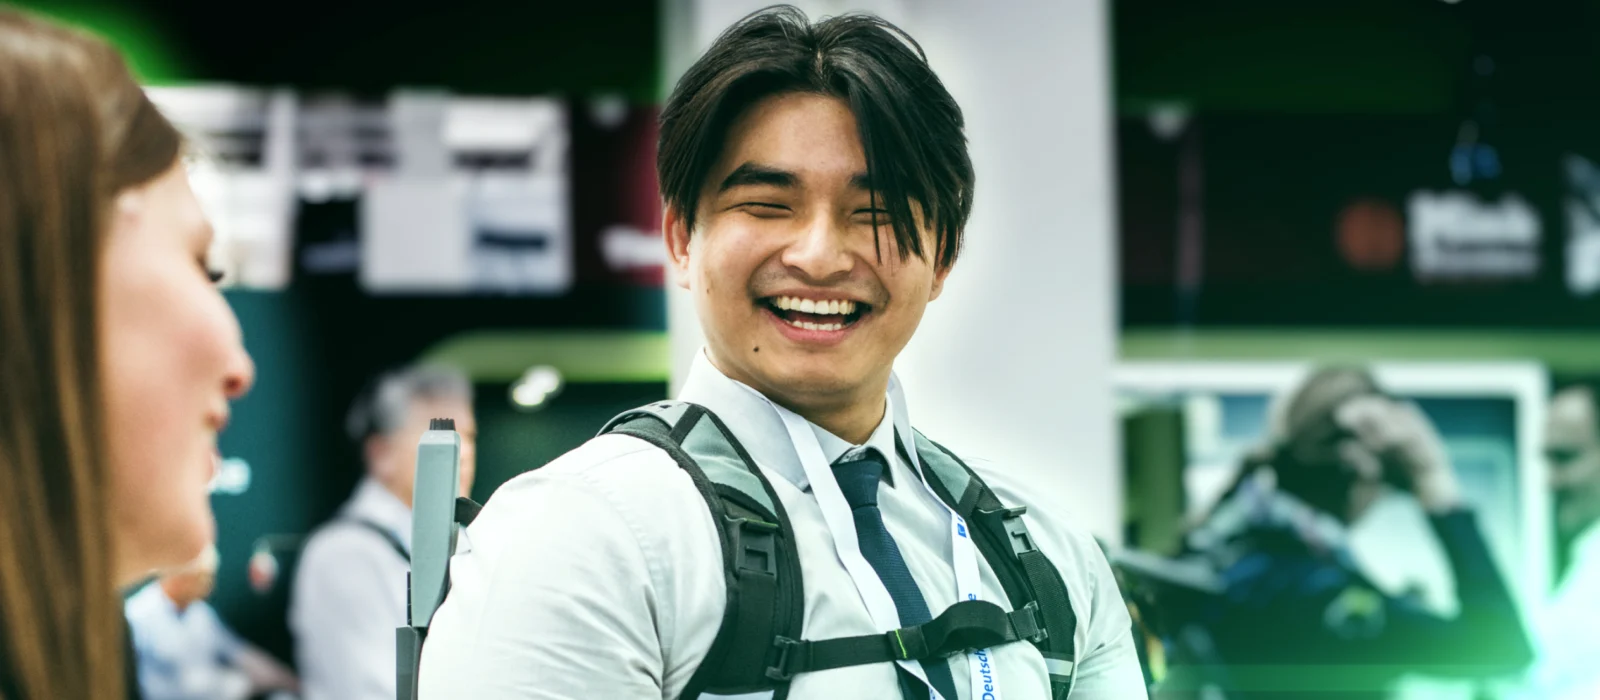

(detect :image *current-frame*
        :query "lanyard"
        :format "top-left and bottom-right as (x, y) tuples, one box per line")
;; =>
(743, 374), (1003, 700)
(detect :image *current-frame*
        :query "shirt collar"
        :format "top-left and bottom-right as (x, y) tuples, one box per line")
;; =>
(817, 406), (900, 488)
(343, 477), (414, 548)
(676, 348), (918, 492)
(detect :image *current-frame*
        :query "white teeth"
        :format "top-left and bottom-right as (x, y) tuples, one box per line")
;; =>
(771, 296), (860, 316)
(784, 317), (845, 332)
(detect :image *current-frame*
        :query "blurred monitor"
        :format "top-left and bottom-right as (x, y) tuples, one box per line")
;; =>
(1116, 361), (1552, 626)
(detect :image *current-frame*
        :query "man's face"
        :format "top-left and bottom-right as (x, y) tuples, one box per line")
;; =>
(666, 92), (950, 413)
(372, 396), (479, 507)
(1545, 388), (1600, 540)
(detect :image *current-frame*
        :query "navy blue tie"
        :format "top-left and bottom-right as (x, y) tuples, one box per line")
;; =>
(833, 449), (960, 700)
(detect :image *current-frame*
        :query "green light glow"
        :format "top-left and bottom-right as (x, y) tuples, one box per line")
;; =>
(420, 330), (669, 384)
(10, 1), (187, 84)
(1123, 328), (1600, 373)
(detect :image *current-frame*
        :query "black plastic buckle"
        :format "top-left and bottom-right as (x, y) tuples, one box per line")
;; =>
(996, 506), (1037, 556)
(726, 516), (780, 576)
(765, 636), (806, 681)
(1010, 601), (1049, 644)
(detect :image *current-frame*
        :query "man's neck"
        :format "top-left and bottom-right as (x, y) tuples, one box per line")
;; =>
(376, 476), (414, 510)
(704, 353), (889, 444)
(791, 392), (886, 446)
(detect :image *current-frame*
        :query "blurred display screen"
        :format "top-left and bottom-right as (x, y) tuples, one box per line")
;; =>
(1119, 114), (1600, 327)
(147, 85), (664, 296)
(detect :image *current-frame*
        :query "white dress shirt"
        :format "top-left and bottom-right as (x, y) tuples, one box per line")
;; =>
(1518, 520), (1600, 700)
(126, 583), (251, 700)
(291, 477), (413, 700)
(419, 351), (1147, 699)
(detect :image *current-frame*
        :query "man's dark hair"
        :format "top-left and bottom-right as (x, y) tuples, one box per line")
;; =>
(658, 5), (973, 269)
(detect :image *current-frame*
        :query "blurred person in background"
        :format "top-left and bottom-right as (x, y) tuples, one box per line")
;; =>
(289, 365), (475, 700)
(0, 8), (256, 699)
(126, 546), (299, 700)
(1511, 383), (1600, 699)
(1173, 367), (1531, 698)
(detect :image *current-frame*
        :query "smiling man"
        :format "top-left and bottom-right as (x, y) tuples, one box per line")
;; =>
(418, 7), (1145, 699)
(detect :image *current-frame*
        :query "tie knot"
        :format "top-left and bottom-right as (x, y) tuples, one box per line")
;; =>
(832, 448), (886, 510)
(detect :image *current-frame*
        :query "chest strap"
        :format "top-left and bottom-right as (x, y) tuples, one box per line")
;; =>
(765, 599), (1047, 681)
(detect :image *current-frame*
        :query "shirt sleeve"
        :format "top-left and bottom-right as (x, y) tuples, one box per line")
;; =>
(417, 436), (725, 700)
(198, 602), (245, 663)
(290, 527), (410, 700)
(1320, 509), (1533, 677)
(966, 456), (1151, 699)
(1061, 530), (1152, 699)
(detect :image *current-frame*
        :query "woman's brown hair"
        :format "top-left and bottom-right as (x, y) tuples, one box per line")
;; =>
(0, 8), (182, 699)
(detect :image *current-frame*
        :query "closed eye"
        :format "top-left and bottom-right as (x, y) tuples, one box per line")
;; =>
(736, 202), (791, 217)
(201, 257), (224, 284)
(853, 208), (891, 225)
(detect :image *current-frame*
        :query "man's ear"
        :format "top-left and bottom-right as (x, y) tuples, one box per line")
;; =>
(929, 257), (953, 302)
(663, 204), (694, 290)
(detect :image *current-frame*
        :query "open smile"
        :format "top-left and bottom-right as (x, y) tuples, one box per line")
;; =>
(757, 294), (873, 343)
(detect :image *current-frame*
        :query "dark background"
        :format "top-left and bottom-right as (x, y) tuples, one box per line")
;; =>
(1116, 0), (1600, 328)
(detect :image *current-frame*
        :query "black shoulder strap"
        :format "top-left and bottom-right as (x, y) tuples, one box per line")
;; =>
(454, 496), (482, 527)
(343, 518), (411, 564)
(600, 401), (803, 699)
(597, 403), (1076, 698)
(910, 433), (1079, 700)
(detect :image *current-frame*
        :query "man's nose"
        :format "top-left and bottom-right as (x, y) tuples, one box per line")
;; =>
(779, 213), (854, 281)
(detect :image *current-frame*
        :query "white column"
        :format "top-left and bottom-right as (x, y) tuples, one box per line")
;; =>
(662, 0), (1121, 539)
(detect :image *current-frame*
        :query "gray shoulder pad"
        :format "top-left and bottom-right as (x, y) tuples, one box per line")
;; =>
(601, 401), (779, 519)
(598, 400), (693, 435)
(912, 429), (975, 506)
(680, 411), (778, 519)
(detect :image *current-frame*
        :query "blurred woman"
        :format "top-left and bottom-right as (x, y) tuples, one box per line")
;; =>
(0, 9), (255, 699)
(1173, 367), (1532, 698)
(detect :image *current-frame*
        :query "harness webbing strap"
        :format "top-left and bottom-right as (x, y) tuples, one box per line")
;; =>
(765, 600), (1047, 681)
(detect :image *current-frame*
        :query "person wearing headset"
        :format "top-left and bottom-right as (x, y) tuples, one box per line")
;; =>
(0, 9), (256, 699)
(1178, 367), (1532, 698)
(418, 6), (1146, 699)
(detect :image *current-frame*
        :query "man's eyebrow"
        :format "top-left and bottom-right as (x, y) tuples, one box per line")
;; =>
(717, 162), (798, 192)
